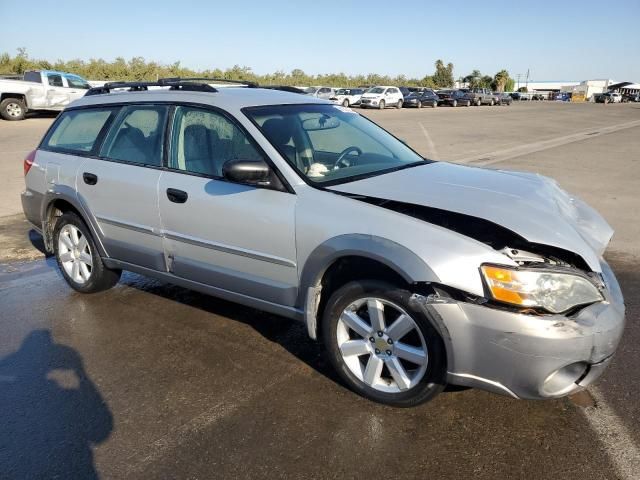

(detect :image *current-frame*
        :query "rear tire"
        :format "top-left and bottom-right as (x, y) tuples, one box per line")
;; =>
(396, 100), (403, 109)
(490, 99), (495, 106)
(322, 280), (447, 407)
(417, 101), (422, 108)
(475, 99), (481, 106)
(452, 99), (457, 107)
(432, 101), (437, 108)
(378, 100), (385, 110)
(0, 98), (26, 121)
(342, 99), (350, 107)
(53, 213), (121, 293)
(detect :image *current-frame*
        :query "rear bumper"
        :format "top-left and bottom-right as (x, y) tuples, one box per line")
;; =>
(416, 259), (625, 399)
(21, 188), (43, 227)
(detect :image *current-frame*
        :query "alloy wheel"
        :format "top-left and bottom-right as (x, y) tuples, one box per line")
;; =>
(6, 102), (23, 117)
(336, 297), (428, 393)
(58, 224), (93, 284)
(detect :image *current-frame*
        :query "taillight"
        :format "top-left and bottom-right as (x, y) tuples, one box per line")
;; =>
(24, 149), (36, 176)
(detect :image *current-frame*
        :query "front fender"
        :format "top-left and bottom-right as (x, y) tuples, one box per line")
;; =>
(298, 234), (440, 339)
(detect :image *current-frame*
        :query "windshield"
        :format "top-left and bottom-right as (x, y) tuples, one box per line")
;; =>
(336, 89), (349, 95)
(367, 87), (385, 94)
(244, 104), (429, 185)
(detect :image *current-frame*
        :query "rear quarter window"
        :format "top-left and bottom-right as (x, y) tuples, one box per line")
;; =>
(43, 108), (117, 154)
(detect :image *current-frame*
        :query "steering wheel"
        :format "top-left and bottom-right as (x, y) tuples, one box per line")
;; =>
(333, 146), (363, 169)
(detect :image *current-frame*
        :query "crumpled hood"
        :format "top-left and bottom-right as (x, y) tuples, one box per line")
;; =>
(329, 162), (613, 272)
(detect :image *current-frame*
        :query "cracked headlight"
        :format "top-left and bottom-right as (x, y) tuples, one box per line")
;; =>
(481, 265), (604, 313)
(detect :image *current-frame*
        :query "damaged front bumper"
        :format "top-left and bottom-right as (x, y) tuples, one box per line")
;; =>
(413, 259), (625, 400)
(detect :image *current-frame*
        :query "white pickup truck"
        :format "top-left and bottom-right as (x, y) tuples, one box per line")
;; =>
(0, 70), (91, 121)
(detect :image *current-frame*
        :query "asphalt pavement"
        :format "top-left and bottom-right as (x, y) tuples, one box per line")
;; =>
(0, 101), (638, 479)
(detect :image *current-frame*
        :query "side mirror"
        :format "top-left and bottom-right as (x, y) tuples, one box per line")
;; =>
(223, 159), (271, 186)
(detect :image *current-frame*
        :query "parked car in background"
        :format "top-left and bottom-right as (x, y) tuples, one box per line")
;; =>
(437, 90), (473, 107)
(304, 86), (335, 99)
(494, 92), (512, 105)
(0, 70), (91, 120)
(554, 92), (571, 102)
(602, 92), (623, 103)
(23, 78), (625, 407)
(330, 88), (365, 107)
(403, 90), (440, 108)
(359, 86), (404, 109)
(532, 94), (546, 101)
(622, 93), (640, 103)
(399, 87), (411, 98)
(460, 88), (495, 106)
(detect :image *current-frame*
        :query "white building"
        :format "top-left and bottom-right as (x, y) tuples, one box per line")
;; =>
(560, 79), (616, 100)
(519, 80), (580, 92)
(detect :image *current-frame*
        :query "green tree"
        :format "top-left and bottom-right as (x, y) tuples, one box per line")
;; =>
(503, 77), (515, 92)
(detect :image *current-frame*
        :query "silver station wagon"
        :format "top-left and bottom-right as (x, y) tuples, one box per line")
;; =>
(21, 78), (625, 407)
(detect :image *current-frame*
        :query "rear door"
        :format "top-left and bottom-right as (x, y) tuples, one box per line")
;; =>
(157, 105), (298, 306)
(76, 104), (168, 270)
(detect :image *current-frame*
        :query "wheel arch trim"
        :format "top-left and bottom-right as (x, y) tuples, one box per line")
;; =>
(298, 234), (440, 339)
(41, 186), (108, 257)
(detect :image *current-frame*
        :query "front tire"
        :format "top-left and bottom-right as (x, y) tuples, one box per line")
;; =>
(432, 100), (437, 108)
(342, 99), (350, 107)
(378, 100), (385, 110)
(0, 98), (26, 121)
(452, 99), (458, 107)
(322, 280), (447, 407)
(54, 212), (121, 293)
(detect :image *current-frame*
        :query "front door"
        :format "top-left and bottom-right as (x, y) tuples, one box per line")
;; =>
(158, 105), (298, 306)
(77, 104), (168, 270)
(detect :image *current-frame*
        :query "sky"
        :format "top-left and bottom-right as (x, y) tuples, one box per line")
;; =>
(1, 0), (639, 81)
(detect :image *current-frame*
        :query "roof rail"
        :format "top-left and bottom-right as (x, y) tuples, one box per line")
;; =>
(85, 77), (259, 96)
(159, 77), (259, 88)
(85, 78), (221, 96)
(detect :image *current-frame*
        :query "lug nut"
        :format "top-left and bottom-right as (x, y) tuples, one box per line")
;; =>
(387, 338), (393, 345)
(386, 350), (392, 355)
(369, 337), (375, 343)
(377, 331), (383, 337)
(375, 349), (380, 354)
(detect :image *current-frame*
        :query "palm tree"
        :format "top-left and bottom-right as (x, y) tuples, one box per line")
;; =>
(494, 70), (510, 92)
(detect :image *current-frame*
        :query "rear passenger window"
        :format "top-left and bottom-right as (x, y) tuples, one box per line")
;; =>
(44, 108), (116, 153)
(100, 105), (168, 166)
(169, 106), (263, 177)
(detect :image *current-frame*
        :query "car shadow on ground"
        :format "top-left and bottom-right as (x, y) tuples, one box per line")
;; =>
(116, 265), (468, 395)
(0, 330), (113, 479)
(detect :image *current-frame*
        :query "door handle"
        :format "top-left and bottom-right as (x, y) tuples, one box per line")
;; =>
(166, 188), (188, 204)
(83, 172), (98, 185)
